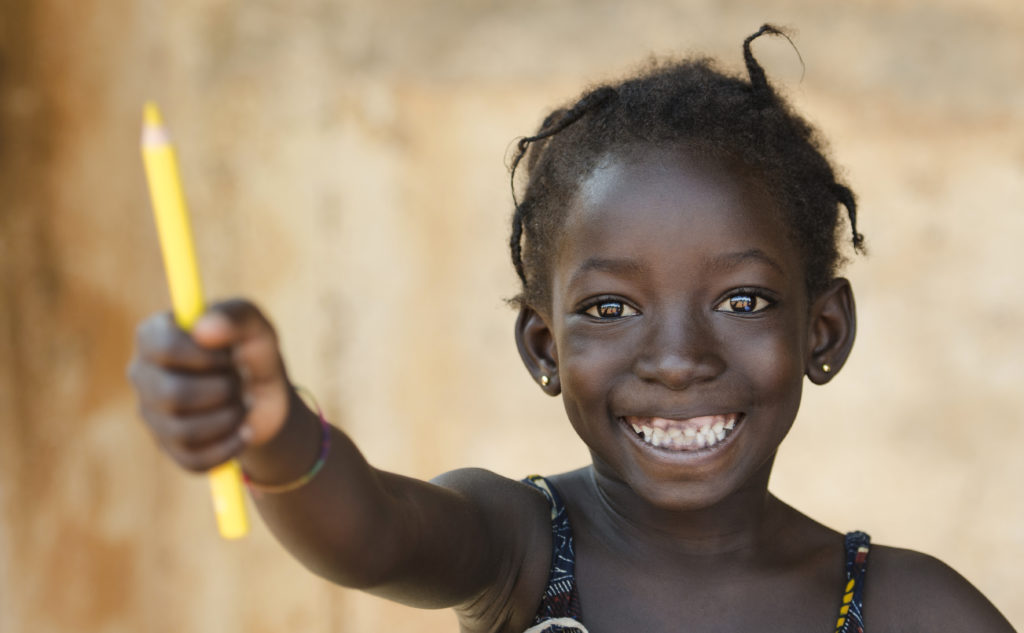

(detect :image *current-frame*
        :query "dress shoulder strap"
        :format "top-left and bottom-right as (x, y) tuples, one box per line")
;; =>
(835, 531), (871, 633)
(521, 475), (586, 632)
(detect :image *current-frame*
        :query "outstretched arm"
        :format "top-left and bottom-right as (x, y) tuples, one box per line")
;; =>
(128, 299), (549, 618)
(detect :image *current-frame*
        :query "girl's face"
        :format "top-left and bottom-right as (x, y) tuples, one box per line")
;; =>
(533, 149), (820, 511)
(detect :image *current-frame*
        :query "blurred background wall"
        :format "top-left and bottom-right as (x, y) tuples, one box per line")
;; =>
(1, 1), (1021, 631)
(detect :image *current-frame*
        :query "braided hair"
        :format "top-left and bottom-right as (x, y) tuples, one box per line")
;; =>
(509, 25), (865, 310)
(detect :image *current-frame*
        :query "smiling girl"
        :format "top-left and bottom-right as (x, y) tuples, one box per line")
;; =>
(128, 25), (1015, 633)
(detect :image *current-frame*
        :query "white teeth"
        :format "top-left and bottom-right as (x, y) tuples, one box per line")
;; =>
(652, 428), (667, 446)
(626, 415), (740, 451)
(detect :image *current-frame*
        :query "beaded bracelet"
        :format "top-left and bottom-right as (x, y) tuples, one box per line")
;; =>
(242, 387), (332, 494)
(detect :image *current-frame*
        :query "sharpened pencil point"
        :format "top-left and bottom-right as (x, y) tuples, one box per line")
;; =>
(143, 101), (164, 128)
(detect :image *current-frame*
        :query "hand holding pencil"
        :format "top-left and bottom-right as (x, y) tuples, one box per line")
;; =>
(137, 102), (250, 539)
(132, 104), (324, 544)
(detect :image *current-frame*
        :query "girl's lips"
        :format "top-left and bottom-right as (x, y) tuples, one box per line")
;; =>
(620, 413), (743, 452)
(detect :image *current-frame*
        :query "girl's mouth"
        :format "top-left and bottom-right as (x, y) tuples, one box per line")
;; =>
(621, 413), (742, 451)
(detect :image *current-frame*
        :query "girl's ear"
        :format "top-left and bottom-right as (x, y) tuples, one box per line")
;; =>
(515, 305), (561, 396)
(806, 278), (857, 385)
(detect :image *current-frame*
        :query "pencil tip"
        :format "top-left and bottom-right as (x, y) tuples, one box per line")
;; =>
(143, 101), (164, 127)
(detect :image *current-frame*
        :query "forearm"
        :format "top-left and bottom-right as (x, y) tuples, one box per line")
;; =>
(131, 306), (506, 607)
(238, 387), (499, 606)
(238, 387), (390, 586)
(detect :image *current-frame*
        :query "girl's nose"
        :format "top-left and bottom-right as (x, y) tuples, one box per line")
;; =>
(632, 311), (725, 390)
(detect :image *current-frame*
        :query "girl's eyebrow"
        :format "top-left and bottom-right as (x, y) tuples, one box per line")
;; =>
(568, 250), (782, 288)
(707, 248), (784, 274)
(571, 257), (649, 285)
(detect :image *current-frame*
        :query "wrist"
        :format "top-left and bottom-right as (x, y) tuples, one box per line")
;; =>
(238, 385), (324, 488)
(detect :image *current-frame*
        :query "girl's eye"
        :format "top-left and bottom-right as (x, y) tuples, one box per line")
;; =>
(584, 300), (638, 319)
(715, 292), (773, 314)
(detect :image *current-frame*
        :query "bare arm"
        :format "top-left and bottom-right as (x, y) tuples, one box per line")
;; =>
(128, 300), (548, 617)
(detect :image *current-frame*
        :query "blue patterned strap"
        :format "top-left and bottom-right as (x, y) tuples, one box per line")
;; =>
(521, 475), (584, 626)
(835, 531), (871, 633)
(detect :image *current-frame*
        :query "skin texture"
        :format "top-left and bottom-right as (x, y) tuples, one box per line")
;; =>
(128, 149), (1015, 633)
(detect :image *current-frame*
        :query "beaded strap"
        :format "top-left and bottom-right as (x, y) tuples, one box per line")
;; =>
(242, 387), (331, 494)
(835, 531), (870, 633)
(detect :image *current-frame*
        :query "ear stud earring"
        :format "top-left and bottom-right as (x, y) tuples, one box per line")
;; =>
(540, 375), (550, 387)
(822, 364), (832, 373)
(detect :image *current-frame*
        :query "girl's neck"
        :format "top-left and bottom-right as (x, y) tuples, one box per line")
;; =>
(583, 456), (786, 561)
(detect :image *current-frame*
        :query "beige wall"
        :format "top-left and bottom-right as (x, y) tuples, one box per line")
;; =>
(1, 1), (1021, 631)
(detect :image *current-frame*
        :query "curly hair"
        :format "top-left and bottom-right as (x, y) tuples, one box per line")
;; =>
(509, 25), (864, 310)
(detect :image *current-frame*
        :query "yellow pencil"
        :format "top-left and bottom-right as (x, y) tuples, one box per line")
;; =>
(141, 102), (249, 540)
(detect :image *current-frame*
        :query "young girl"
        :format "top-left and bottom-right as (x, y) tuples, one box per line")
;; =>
(129, 26), (1015, 633)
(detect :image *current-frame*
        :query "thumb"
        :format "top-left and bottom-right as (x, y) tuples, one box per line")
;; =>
(193, 299), (290, 446)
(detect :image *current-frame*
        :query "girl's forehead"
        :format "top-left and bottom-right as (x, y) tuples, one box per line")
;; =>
(577, 150), (742, 212)
(564, 150), (791, 253)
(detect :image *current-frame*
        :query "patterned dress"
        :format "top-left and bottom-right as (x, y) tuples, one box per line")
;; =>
(520, 475), (871, 633)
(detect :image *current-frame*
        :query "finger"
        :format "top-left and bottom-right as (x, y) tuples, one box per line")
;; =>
(166, 431), (248, 473)
(190, 299), (290, 447)
(191, 298), (275, 349)
(134, 311), (233, 371)
(193, 299), (287, 386)
(132, 362), (241, 415)
(241, 381), (291, 446)
(147, 402), (248, 449)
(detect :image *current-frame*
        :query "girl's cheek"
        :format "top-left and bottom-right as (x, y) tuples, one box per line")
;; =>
(758, 340), (806, 402)
(558, 335), (629, 412)
(732, 324), (804, 391)
(560, 328), (626, 373)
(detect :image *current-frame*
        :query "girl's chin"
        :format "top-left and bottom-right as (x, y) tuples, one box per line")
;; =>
(589, 436), (778, 514)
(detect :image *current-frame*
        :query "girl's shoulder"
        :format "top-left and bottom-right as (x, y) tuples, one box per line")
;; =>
(430, 467), (557, 633)
(864, 544), (1014, 632)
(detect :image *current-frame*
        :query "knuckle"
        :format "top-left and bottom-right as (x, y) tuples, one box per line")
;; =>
(156, 375), (201, 413)
(158, 375), (187, 407)
(136, 311), (173, 344)
(165, 418), (200, 445)
(141, 410), (180, 444)
(126, 355), (161, 387)
(130, 365), (167, 408)
(149, 428), (212, 473)
(167, 407), (241, 447)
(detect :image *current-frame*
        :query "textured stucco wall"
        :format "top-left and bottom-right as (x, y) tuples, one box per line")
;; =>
(1, 1), (1021, 631)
